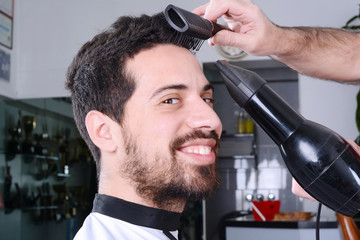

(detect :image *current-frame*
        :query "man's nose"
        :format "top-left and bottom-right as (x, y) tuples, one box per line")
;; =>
(185, 98), (222, 134)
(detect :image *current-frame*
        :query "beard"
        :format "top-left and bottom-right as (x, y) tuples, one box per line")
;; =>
(121, 128), (221, 210)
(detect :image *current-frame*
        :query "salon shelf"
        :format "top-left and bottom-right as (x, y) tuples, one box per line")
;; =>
(17, 154), (71, 178)
(56, 173), (71, 178)
(23, 205), (58, 211)
(221, 133), (254, 141)
(218, 155), (255, 160)
(218, 133), (258, 169)
(21, 154), (59, 161)
(33, 155), (59, 161)
(16, 154), (60, 164)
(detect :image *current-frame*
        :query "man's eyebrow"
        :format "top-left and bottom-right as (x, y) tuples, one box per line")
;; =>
(151, 83), (214, 99)
(204, 83), (214, 92)
(151, 84), (188, 99)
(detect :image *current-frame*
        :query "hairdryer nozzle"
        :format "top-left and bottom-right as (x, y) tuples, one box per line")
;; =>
(215, 60), (266, 107)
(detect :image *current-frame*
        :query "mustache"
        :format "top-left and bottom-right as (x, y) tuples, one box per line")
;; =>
(170, 130), (220, 154)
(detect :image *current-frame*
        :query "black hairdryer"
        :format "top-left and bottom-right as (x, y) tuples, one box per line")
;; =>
(216, 60), (360, 217)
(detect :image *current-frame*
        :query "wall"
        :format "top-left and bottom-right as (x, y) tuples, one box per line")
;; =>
(12, 0), (201, 99)
(0, 0), (19, 99)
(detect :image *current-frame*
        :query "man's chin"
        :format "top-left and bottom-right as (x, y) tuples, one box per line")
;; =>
(153, 182), (220, 205)
(134, 160), (220, 209)
(177, 166), (221, 201)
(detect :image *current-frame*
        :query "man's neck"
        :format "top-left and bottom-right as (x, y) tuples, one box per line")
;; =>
(98, 178), (186, 213)
(92, 194), (182, 234)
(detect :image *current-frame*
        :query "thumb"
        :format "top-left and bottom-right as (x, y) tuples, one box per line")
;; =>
(212, 30), (245, 49)
(192, 3), (208, 16)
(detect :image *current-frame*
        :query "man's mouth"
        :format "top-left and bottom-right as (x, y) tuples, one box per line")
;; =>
(170, 130), (220, 164)
(176, 138), (218, 165)
(180, 145), (212, 155)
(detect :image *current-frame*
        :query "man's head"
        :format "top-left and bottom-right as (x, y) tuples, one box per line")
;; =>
(66, 13), (176, 167)
(66, 12), (222, 211)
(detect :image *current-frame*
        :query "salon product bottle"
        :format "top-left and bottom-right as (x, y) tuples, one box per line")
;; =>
(245, 113), (254, 133)
(216, 60), (360, 217)
(237, 110), (246, 134)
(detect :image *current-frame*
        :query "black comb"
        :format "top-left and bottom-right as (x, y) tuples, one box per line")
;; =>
(164, 4), (229, 51)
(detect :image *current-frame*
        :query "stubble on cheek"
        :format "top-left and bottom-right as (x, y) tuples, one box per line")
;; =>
(120, 128), (221, 210)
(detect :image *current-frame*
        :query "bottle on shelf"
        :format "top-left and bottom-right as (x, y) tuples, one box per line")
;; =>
(245, 112), (254, 134)
(237, 109), (246, 134)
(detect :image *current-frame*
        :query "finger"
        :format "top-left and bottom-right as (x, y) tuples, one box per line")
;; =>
(207, 37), (215, 46)
(192, 3), (209, 16)
(346, 139), (360, 152)
(203, 2), (230, 22)
(211, 30), (243, 47)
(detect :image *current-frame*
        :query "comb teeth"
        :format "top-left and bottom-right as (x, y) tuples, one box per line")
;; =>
(172, 31), (205, 53)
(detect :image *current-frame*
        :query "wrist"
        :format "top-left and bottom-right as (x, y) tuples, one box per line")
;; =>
(270, 26), (301, 58)
(250, 22), (290, 57)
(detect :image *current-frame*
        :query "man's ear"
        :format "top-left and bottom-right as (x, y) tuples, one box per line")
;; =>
(85, 110), (117, 152)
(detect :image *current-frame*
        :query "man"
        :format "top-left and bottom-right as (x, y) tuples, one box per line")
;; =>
(66, 13), (222, 239)
(194, 0), (360, 199)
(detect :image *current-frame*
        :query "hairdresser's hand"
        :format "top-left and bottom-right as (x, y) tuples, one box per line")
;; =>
(292, 178), (316, 201)
(347, 139), (360, 153)
(292, 139), (360, 201)
(193, 0), (280, 56)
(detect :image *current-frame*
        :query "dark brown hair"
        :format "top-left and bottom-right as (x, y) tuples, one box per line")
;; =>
(66, 13), (182, 175)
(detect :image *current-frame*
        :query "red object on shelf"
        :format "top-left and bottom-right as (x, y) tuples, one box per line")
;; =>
(251, 200), (281, 221)
(0, 191), (4, 210)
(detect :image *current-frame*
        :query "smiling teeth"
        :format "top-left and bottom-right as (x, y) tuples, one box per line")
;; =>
(187, 147), (211, 155)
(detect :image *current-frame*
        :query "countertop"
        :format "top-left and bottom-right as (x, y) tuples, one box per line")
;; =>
(224, 218), (338, 229)
(224, 218), (342, 240)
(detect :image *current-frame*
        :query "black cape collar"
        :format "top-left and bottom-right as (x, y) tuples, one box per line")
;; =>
(92, 194), (181, 232)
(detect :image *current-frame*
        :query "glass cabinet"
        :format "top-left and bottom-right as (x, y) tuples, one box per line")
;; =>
(0, 98), (96, 240)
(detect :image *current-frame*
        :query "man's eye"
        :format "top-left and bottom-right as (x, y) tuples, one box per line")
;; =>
(162, 98), (180, 104)
(204, 98), (215, 104)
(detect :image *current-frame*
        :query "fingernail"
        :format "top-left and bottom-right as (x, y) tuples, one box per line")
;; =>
(208, 37), (214, 46)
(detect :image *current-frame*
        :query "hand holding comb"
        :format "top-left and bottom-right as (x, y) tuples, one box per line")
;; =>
(164, 4), (230, 51)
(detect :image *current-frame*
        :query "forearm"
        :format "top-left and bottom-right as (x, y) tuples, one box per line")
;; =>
(271, 27), (360, 82)
(195, 0), (360, 81)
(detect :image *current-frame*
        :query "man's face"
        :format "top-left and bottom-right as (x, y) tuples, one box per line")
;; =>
(118, 44), (222, 209)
